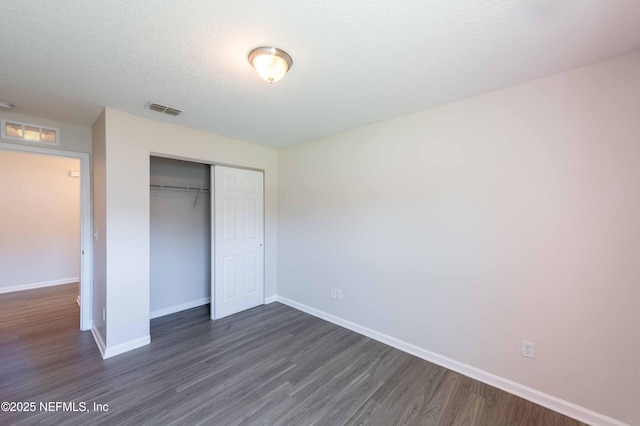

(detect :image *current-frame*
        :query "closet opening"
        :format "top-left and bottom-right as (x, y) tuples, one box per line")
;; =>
(150, 156), (211, 325)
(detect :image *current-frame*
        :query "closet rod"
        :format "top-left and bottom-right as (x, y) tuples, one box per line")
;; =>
(150, 184), (210, 192)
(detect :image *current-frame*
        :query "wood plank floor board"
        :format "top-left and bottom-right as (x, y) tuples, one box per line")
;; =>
(0, 284), (587, 425)
(287, 339), (379, 401)
(312, 350), (403, 426)
(275, 341), (390, 425)
(177, 363), (295, 425)
(392, 367), (450, 425)
(451, 392), (485, 426)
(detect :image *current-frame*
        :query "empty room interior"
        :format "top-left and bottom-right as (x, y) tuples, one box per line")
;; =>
(0, 1), (639, 425)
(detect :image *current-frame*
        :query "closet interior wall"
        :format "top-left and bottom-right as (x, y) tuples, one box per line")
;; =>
(150, 156), (211, 319)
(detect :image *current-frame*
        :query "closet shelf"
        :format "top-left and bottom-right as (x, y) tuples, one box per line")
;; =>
(150, 184), (210, 192)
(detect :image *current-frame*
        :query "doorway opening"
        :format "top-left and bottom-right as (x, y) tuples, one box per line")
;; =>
(0, 145), (92, 331)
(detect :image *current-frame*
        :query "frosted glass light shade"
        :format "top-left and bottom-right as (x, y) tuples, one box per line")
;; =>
(248, 47), (292, 83)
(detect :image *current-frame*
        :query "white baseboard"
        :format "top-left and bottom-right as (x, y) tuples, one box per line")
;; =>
(103, 335), (151, 359)
(264, 295), (277, 304)
(90, 322), (107, 359)
(276, 296), (627, 426)
(90, 322), (151, 359)
(0, 277), (79, 294)
(150, 297), (211, 319)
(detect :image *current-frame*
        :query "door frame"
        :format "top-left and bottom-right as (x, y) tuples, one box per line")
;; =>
(0, 141), (93, 331)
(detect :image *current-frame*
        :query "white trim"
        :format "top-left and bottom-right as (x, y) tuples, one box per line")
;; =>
(0, 277), (79, 294)
(150, 297), (211, 319)
(91, 322), (150, 360)
(276, 296), (628, 426)
(0, 142), (92, 332)
(90, 322), (107, 359)
(103, 336), (151, 359)
(210, 165), (216, 321)
(78, 150), (92, 331)
(264, 295), (277, 304)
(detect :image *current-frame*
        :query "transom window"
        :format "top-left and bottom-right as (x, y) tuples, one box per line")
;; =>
(1, 119), (60, 146)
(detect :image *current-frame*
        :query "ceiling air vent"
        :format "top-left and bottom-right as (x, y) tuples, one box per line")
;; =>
(164, 107), (182, 116)
(147, 102), (182, 116)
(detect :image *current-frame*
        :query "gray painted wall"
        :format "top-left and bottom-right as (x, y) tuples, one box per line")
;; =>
(277, 51), (640, 424)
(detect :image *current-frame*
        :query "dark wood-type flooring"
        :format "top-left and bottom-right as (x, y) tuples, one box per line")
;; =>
(0, 284), (586, 425)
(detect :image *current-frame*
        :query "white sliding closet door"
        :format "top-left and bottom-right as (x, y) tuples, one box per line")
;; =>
(211, 165), (264, 320)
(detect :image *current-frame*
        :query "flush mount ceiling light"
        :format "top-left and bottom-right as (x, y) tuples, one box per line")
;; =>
(248, 47), (293, 83)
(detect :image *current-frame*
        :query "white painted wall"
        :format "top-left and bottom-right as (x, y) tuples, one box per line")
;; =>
(150, 157), (210, 316)
(93, 108), (277, 353)
(0, 150), (80, 291)
(0, 111), (92, 153)
(277, 51), (640, 425)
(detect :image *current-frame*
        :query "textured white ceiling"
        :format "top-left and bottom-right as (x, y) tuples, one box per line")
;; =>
(1, 1), (639, 147)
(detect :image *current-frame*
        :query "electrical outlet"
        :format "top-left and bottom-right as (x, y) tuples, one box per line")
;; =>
(336, 289), (343, 300)
(521, 340), (534, 359)
(330, 288), (337, 299)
